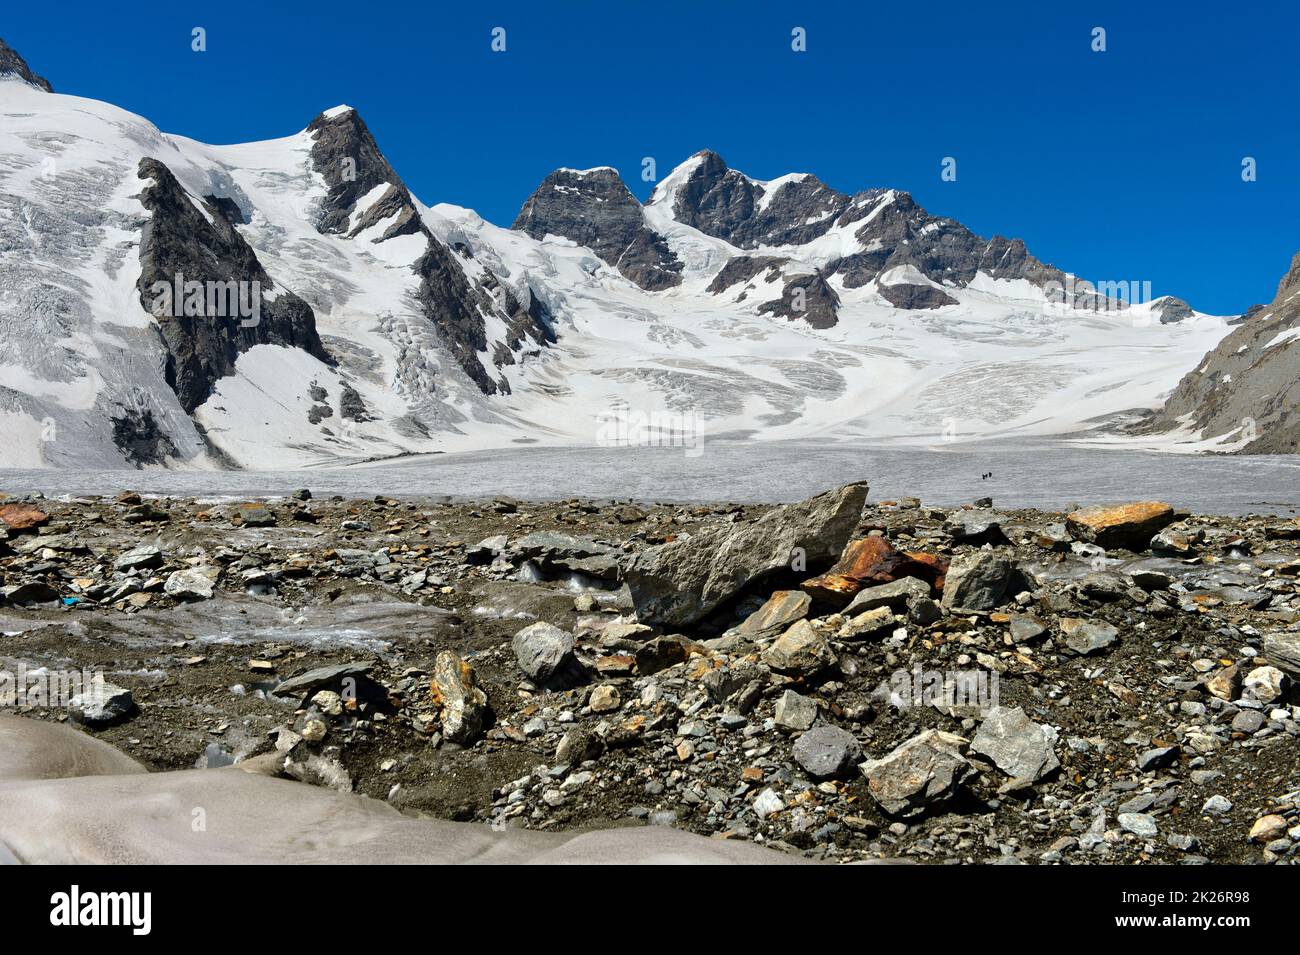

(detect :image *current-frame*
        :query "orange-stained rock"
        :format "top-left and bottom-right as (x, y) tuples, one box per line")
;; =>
(0, 503), (49, 532)
(800, 537), (947, 606)
(734, 589), (811, 636)
(1065, 502), (1175, 550)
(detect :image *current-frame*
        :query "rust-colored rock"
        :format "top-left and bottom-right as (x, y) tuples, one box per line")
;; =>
(734, 590), (811, 636)
(0, 503), (50, 532)
(1065, 502), (1176, 550)
(800, 537), (947, 606)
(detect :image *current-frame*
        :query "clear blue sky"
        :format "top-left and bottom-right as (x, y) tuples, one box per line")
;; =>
(6, 1), (1297, 314)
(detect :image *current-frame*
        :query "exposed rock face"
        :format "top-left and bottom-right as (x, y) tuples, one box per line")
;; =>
(706, 255), (841, 328)
(705, 255), (787, 294)
(757, 270), (841, 329)
(665, 151), (850, 249)
(1152, 296), (1195, 324)
(877, 280), (958, 310)
(1143, 250), (1300, 453)
(663, 150), (1073, 298)
(111, 405), (179, 466)
(0, 38), (52, 92)
(136, 158), (330, 413)
(624, 482), (869, 627)
(307, 108), (553, 395)
(512, 168), (682, 290)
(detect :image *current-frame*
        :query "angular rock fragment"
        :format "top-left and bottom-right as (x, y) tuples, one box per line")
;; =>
(114, 544), (163, 572)
(234, 503), (277, 527)
(843, 577), (931, 614)
(1059, 618), (1119, 655)
(760, 620), (835, 675)
(624, 482), (868, 627)
(1, 582), (60, 604)
(274, 662), (374, 698)
(0, 503), (49, 532)
(1242, 665), (1287, 703)
(860, 729), (971, 818)
(634, 635), (695, 675)
(1137, 746), (1179, 772)
(941, 553), (1014, 612)
(589, 685), (621, 713)
(1007, 614), (1047, 643)
(432, 650), (488, 745)
(514, 532), (620, 581)
(69, 683), (135, 726)
(792, 725), (862, 779)
(1203, 663), (1241, 701)
(837, 606), (896, 639)
(733, 590), (811, 638)
(164, 567), (217, 600)
(943, 509), (1006, 542)
(774, 689), (818, 730)
(1262, 633), (1300, 680)
(801, 536), (946, 606)
(970, 706), (1059, 781)
(1065, 502), (1175, 550)
(556, 727), (604, 764)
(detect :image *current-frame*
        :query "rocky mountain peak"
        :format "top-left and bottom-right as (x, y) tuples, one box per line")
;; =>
(0, 38), (53, 92)
(306, 106), (553, 396)
(306, 106), (417, 239)
(512, 166), (683, 290)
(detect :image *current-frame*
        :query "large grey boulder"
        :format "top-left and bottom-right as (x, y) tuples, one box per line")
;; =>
(624, 482), (869, 627)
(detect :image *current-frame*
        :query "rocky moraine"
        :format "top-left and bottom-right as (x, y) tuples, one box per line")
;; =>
(1, 482), (1298, 864)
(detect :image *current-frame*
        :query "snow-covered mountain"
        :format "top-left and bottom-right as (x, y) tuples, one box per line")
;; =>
(0, 39), (1236, 469)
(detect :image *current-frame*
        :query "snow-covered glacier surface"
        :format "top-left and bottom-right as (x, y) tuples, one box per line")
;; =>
(3, 441), (1297, 515)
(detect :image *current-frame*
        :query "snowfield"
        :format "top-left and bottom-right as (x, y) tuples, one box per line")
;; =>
(0, 76), (1234, 470)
